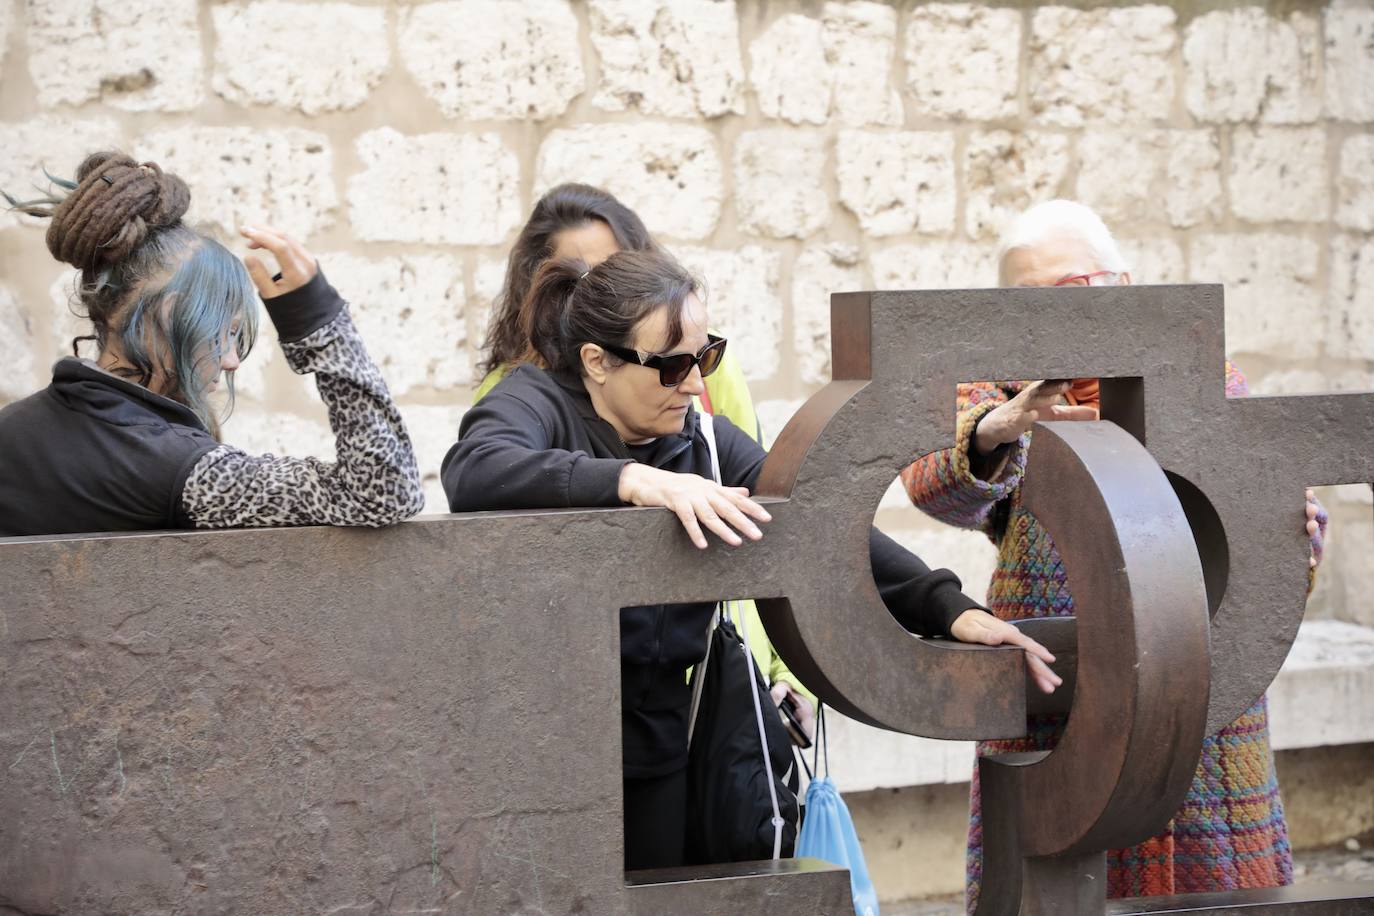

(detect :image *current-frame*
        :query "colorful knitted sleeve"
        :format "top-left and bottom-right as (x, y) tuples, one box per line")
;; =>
(901, 382), (1031, 536)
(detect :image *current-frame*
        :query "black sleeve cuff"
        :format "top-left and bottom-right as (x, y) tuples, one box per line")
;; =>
(930, 582), (985, 640)
(262, 267), (344, 342)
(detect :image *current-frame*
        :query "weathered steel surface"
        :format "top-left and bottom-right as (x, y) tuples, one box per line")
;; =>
(760, 285), (1374, 737)
(2, 284), (1371, 913)
(973, 421), (1212, 916)
(1109, 883), (1374, 914)
(0, 516), (876, 914)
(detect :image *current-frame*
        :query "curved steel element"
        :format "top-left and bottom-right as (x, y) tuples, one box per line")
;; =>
(749, 296), (1029, 740)
(770, 285), (1372, 736)
(973, 420), (1211, 916)
(2, 284), (1369, 914)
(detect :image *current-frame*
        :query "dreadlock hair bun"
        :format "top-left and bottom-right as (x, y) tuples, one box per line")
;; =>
(45, 151), (191, 272)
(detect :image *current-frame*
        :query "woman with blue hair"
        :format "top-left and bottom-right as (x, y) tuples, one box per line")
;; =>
(0, 151), (424, 535)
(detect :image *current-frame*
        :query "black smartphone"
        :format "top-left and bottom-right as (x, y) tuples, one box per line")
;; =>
(779, 695), (812, 749)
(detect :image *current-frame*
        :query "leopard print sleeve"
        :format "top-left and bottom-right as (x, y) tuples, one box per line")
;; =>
(179, 306), (424, 529)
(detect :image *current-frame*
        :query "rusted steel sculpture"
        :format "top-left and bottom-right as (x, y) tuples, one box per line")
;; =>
(971, 421), (1212, 916)
(2, 284), (1372, 915)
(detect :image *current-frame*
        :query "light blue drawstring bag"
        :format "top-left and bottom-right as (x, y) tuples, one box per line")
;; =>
(796, 706), (880, 916)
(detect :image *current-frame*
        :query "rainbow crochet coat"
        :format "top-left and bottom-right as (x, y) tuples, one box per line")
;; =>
(901, 363), (1306, 909)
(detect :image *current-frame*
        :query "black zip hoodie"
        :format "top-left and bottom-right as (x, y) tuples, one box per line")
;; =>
(442, 364), (984, 777)
(0, 359), (218, 537)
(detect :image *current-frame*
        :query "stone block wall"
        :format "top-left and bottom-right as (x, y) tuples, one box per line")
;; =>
(0, 0), (1370, 619)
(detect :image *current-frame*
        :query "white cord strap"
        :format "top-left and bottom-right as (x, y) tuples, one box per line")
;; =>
(737, 600), (785, 860)
(699, 412), (784, 858)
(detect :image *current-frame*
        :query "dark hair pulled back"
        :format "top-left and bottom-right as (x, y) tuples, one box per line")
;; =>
(519, 249), (699, 376)
(5, 151), (259, 436)
(480, 183), (656, 377)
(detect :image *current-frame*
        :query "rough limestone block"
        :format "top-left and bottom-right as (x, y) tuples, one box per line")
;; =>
(1165, 131), (1226, 229)
(0, 0), (13, 72)
(27, 0), (202, 111)
(748, 4), (901, 127)
(1190, 233), (1321, 359)
(349, 129), (519, 246)
(222, 406), (335, 463)
(319, 254), (468, 397)
(1028, 5), (1176, 127)
(212, 2), (389, 114)
(1316, 504), (1374, 632)
(1076, 130), (1222, 229)
(136, 128), (337, 241)
(0, 116), (126, 228)
(792, 244), (867, 386)
(47, 270), (96, 363)
(964, 131), (1071, 240)
(1336, 135), (1374, 232)
(469, 255), (507, 366)
(398, 404), (468, 516)
(1183, 9), (1321, 125)
(536, 124), (723, 241)
(1228, 127), (1329, 224)
(588, 0), (745, 118)
(869, 241), (999, 290)
(1326, 7), (1374, 123)
(0, 285), (37, 404)
(1268, 621), (1374, 749)
(754, 398), (805, 444)
(749, 15), (829, 126)
(399, 0), (583, 121)
(836, 130), (955, 237)
(1116, 238), (1185, 284)
(733, 130), (829, 240)
(821, 1), (902, 127)
(1328, 234), (1374, 362)
(674, 246), (782, 381)
(1249, 367), (1374, 397)
(905, 3), (1020, 121)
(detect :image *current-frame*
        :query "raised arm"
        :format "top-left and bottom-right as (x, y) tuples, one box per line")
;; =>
(901, 382), (1030, 535)
(179, 228), (423, 528)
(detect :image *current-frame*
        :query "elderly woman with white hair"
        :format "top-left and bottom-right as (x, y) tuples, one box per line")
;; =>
(901, 199), (1328, 908)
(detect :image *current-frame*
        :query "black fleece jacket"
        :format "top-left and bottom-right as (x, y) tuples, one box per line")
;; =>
(0, 274), (344, 538)
(442, 364), (983, 777)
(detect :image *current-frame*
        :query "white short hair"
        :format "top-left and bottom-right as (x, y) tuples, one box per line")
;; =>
(996, 199), (1130, 285)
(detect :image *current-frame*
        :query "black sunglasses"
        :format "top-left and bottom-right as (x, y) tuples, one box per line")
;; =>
(595, 334), (728, 388)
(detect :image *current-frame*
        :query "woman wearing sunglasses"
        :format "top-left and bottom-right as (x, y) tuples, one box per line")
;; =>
(442, 248), (1058, 871)
(475, 183), (817, 744)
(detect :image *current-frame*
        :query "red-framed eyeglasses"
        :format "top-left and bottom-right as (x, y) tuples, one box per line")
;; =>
(1053, 271), (1125, 287)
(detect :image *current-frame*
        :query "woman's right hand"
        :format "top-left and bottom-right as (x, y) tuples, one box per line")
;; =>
(950, 608), (1062, 694)
(974, 380), (1098, 455)
(617, 463), (771, 549)
(240, 225), (318, 299)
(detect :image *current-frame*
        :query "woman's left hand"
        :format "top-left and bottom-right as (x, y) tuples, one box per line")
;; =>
(1306, 488), (1328, 570)
(769, 681), (816, 744)
(950, 609), (1062, 694)
(240, 225), (318, 298)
